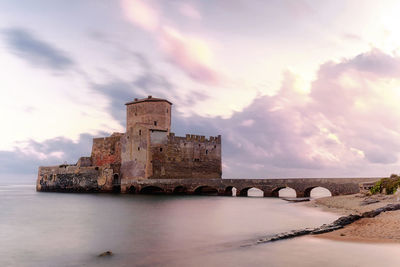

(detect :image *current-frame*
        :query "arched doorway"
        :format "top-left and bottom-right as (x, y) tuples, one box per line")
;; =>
(194, 186), (218, 196)
(112, 174), (120, 193)
(173, 186), (187, 194)
(127, 186), (136, 194)
(224, 186), (237, 196)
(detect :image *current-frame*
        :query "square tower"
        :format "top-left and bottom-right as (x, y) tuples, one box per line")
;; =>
(125, 95), (172, 133)
(121, 96), (173, 180)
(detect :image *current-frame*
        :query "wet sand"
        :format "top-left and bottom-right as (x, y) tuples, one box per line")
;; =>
(307, 193), (400, 243)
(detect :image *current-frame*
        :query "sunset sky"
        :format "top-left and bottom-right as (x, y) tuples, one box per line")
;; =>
(2, 0), (400, 181)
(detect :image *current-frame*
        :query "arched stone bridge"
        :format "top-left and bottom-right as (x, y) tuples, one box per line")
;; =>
(120, 177), (380, 197)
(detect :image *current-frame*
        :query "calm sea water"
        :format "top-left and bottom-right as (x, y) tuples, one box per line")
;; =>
(1, 184), (400, 267)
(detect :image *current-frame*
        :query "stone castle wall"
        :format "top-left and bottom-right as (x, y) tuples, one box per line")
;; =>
(37, 160), (114, 192)
(91, 133), (123, 174)
(148, 133), (222, 179)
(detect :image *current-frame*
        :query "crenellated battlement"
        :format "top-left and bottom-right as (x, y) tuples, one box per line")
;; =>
(168, 133), (221, 144)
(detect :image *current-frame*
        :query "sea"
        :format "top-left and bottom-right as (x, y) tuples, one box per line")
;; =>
(1, 183), (400, 267)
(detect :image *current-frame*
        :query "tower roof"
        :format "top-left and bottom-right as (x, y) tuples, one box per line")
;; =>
(125, 95), (172, 105)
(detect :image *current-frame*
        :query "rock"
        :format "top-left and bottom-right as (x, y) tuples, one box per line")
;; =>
(252, 203), (400, 246)
(281, 197), (310, 202)
(360, 199), (380, 206)
(333, 214), (361, 226)
(98, 251), (113, 257)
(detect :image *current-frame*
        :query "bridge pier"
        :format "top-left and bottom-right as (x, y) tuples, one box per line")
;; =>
(263, 191), (273, 197)
(295, 191), (305, 198)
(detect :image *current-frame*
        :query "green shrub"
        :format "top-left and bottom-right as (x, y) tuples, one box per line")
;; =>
(370, 174), (400, 195)
(370, 180), (382, 194)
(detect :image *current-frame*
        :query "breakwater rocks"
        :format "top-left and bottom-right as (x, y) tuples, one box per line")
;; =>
(250, 203), (400, 246)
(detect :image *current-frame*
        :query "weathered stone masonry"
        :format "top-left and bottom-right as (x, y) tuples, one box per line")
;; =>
(37, 96), (222, 193)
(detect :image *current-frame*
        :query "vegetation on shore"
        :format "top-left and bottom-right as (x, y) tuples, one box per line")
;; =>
(370, 174), (400, 195)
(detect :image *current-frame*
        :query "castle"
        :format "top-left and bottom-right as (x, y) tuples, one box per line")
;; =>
(37, 96), (222, 193)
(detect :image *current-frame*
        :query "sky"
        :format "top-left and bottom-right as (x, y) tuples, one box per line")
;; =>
(2, 0), (400, 182)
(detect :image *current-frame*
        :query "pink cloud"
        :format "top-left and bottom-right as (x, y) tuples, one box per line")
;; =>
(214, 49), (400, 177)
(160, 26), (220, 84)
(120, 0), (220, 84)
(179, 3), (202, 20)
(121, 0), (159, 31)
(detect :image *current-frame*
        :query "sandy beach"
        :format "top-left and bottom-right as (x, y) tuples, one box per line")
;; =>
(307, 193), (400, 243)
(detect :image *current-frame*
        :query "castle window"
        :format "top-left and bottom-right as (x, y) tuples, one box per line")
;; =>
(135, 112), (137, 116)
(139, 130), (141, 135)
(166, 108), (168, 113)
(214, 145), (217, 148)
(160, 147), (163, 152)
(206, 150), (208, 155)
(154, 121), (157, 126)
(198, 144), (201, 147)
(138, 147), (140, 151)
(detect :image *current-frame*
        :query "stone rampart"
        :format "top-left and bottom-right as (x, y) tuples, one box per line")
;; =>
(148, 133), (222, 179)
(37, 164), (115, 192)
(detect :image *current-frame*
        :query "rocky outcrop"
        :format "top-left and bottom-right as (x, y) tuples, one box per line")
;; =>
(249, 203), (400, 246)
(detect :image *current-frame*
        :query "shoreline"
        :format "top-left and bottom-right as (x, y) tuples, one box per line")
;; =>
(306, 193), (400, 243)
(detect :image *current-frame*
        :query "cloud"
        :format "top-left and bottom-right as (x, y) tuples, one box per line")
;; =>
(2, 28), (74, 70)
(162, 48), (400, 178)
(178, 3), (202, 20)
(120, 0), (220, 84)
(121, 0), (159, 31)
(91, 52), (175, 126)
(160, 26), (220, 84)
(345, 48), (400, 76)
(0, 133), (97, 175)
(209, 48), (400, 177)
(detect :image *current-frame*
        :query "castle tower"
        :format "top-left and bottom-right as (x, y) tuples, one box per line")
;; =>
(120, 96), (173, 181)
(125, 95), (172, 133)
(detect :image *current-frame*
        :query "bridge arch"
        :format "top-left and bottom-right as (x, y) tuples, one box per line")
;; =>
(238, 187), (264, 197)
(173, 186), (187, 194)
(224, 186), (237, 196)
(271, 187), (297, 198)
(194, 186), (218, 196)
(304, 186), (332, 198)
(140, 186), (165, 195)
